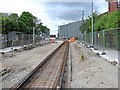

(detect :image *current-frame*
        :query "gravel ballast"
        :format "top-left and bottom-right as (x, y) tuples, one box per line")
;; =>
(70, 41), (118, 88)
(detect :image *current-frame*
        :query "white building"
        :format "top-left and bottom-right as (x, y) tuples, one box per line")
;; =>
(58, 21), (83, 40)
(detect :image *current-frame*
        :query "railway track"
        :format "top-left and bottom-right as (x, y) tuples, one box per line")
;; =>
(11, 41), (69, 89)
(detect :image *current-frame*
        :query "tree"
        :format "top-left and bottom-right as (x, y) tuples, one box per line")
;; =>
(1, 13), (9, 34)
(94, 14), (107, 31)
(80, 11), (119, 33)
(5, 13), (19, 32)
(105, 11), (118, 29)
(80, 11), (99, 33)
(0, 13), (20, 33)
(9, 13), (19, 20)
(41, 25), (47, 33)
(0, 12), (49, 34)
(19, 11), (36, 34)
(35, 23), (42, 34)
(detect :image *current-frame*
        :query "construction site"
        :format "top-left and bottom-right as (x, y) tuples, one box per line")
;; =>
(0, 0), (120, 89)
(0, 39), (119, 89)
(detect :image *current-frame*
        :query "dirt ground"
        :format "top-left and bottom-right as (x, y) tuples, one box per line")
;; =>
(70, 41), (118, 88)
(0, 41), (63, 88)
(0, 40), (118, 88)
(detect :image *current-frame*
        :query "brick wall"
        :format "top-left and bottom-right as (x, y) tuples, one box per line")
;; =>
(108, 2), (118, 12)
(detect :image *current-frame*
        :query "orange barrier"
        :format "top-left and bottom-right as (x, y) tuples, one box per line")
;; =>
(70, 37), (74, 43)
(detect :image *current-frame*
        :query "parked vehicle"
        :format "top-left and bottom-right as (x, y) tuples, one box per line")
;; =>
(50, 37), (56, 43)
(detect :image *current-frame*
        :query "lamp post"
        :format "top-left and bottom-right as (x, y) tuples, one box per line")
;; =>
(33, 19), (36, 44)
(77, 11), (85, 26)
(77, 10), (88, 43)
(91, 0), (94, 47)
(33, 27), (35, 44)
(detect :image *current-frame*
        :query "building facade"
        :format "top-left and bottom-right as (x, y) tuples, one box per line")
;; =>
(108, 1), (118, 12)
(58, 21), (83, 40)
(106, 0), (118, 12)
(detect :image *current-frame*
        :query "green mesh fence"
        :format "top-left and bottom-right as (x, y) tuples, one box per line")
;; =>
(83, 28), (119, 50)
(1, 33), (49, 49)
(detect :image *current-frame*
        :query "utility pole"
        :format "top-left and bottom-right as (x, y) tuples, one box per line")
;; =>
(91, 0), (94, 47)
(82, 11), (85, 43)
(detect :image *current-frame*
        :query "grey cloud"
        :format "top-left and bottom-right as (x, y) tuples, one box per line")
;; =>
(43, 2), (90, 7)
(43, 2), (92, 21)
(42, 2), (107, 21)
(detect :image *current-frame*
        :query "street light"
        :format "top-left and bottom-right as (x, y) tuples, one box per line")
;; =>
(33, 19), (36, 44)
(77, 10), (88, 43)
(91, 0), (94, 47)
(78, 11), (85, 23)
(33, 27), (35, 44)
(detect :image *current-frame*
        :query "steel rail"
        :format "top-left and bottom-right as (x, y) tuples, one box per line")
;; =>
(11, 41), (69, 89)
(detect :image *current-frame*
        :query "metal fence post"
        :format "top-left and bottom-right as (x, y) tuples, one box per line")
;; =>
(103, 30), (105, 51)
(11, 40), (13, 50)
(22, 34), (24, 47)
(98, 33), (100, 50)
(0, 34), (2, 49)
(101, 30), (106, 55)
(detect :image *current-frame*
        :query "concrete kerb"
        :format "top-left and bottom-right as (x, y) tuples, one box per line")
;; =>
(92, 49), (119, 66)
(66, 42), (72, 88)
(90, 48), (119, 66)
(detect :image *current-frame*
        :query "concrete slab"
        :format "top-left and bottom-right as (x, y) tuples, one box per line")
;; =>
(79, 41), (119, 64)
(91, 47), (119, 64)
(13, 46), (23, 50)
(0, 47), (13, 53)
(100, 50), (118, 63)
(0, 46), (27, 53)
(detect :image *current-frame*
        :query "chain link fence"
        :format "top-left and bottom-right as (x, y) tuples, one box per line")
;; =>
(0, 33), (50, 49)
(81, 28), (119, 51)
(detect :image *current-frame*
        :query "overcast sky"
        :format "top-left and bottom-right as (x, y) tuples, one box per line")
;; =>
(0, 0), (108, 35)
